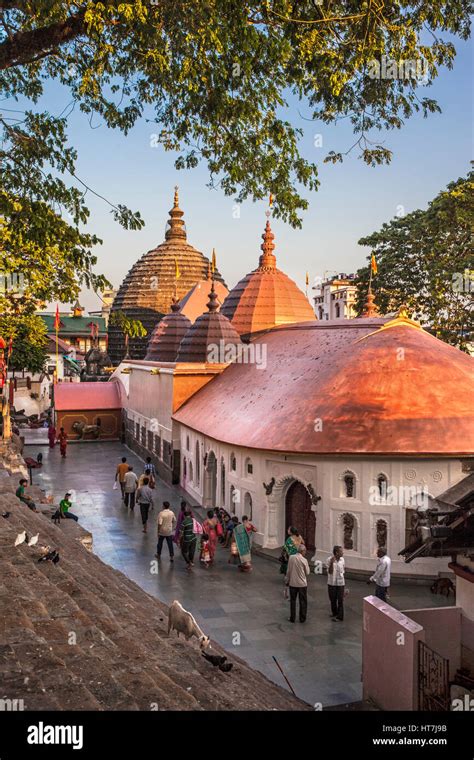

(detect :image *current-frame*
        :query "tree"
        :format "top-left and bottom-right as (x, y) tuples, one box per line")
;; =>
(109, 311), (147, 359)
(0, 313), (48, 374)
(355, 169), (473, 350)
(0, 0), (471, 230)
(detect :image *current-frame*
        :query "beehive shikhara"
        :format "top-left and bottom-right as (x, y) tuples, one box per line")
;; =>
(108, 189), (226, 364)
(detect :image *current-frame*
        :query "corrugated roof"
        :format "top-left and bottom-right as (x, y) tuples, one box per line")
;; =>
(40, 314), (107, 335)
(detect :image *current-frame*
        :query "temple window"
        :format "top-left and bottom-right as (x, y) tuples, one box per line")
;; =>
(245, 457), (253, 476)
(341, 512), (357, 551)
(376, 519), (388, 549)
(342, 471), (356, 498)
(230, 452), (237, 471)
(377, 474), (388, 500)
(195, 441), (201, 486)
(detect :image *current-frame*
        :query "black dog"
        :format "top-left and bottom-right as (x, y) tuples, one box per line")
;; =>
(51, 509), (62, 525)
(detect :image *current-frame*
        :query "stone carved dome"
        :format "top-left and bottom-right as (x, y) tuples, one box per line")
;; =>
(145, 299), (192, 362)
(176, 281), (242, 363)
(108, 188), (226, 364)
(220, 220), (314, 339)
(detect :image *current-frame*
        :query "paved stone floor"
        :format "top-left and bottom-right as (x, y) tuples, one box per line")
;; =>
(25, 440), (450, 708)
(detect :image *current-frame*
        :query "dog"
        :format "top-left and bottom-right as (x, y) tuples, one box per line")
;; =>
(51, 509), (62, 525)
(430, 577), (455, 597)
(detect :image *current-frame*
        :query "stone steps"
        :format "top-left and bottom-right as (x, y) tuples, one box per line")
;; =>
(0, 489), (309, 710)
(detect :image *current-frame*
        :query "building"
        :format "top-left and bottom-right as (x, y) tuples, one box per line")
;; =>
(39, 303), (107, 354)
(362, 473), (474, 710)
(109, 216), (474, 580)
(54, 382), (123, 440)
(312, 273), (357, 320)
(107, 189), (227, 364)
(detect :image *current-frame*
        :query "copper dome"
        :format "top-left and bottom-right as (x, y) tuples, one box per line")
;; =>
(174, 315), (474, 456)
(220, 220), (315, 339)
(145, 299), (192, 362)
(108, 189), (226, 364)
(177, 281), (242, 363)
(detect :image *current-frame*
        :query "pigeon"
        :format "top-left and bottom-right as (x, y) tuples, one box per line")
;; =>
(218, 662), (233, 673)
(14, 531), (27, 546)
(202, 652), (227, 667)
(38, 549), (59, 564)
(27, 534), (39, 547)
(1, 512), (10, 518)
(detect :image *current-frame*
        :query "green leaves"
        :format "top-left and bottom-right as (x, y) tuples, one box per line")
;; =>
(109, 311), (147, 339)
(355, 169), (474, 350)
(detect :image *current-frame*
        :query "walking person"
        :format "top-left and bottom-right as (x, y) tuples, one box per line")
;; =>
(173, 501), (187, 545)
(115, 457), (129, 499)
(142, 457), (156, 489)
(156, 501), (176, 561)
(137, 477), (154, 533)
(15, 479), (37, 512)
(180, 508), (197, 571)
(202, 509), (218, 563)
(123, 466), (138, 510)
(285, 544), (310, 623)
(57, 427), (68, 458)
(327, 545), (345, 622)
(47, 422), (56, 449)
(59, 492), (78, 522)
(370, 547), (391, 602)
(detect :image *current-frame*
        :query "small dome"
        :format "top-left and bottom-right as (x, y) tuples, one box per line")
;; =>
(145, 300), (192, 362)
(221, 220), (314, 338)
(177, 282), (242, 363)
(179, 273), (229, 323)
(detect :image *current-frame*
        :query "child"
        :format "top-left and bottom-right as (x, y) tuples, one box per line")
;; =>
(200, 533), (211, 568)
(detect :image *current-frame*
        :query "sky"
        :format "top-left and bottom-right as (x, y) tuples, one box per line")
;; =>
(23, 37), (474, 311)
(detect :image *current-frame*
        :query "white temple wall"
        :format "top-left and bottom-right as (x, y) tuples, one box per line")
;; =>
(177, 424), (466, 578)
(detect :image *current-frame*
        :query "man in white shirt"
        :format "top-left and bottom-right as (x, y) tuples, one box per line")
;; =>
(327, 545), (345, 622)
(156, 501), (177, 561)
(370, 547), (391, 602)
(285, 544), (310, 623)
(123, 466), (138, 511)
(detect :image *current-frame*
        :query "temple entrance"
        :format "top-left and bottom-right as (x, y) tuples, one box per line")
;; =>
(203, 451), (217, 508)
(285, 481), (316, 552)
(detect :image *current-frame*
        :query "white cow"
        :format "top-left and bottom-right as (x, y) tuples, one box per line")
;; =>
(167, 600), (210, 649)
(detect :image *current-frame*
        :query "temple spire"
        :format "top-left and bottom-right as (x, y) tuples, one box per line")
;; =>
(362, 283), (379, 317)
(165, 186), (187, 241)
(206, 279), (219, 313)
(258, 217), (277, 271)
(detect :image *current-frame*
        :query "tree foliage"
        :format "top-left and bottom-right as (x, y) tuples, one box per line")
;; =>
(0, 0), (471, 229)
(355, 169), (474, 350)
(0, 312), (48, 373)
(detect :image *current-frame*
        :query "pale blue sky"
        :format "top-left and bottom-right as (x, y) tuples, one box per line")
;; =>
(27, 39), (474, 309)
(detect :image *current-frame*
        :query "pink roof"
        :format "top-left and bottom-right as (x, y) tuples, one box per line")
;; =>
(54, 382), (121, 411)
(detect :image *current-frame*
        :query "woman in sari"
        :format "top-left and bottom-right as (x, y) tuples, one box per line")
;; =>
(173, 501), (187, 545)
(47, 422), (56, 449)
(279, 526), (303, 574)
(202, 509), (218, 563)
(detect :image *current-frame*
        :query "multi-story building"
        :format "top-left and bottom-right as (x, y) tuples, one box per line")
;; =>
(312, 272), (357, 320)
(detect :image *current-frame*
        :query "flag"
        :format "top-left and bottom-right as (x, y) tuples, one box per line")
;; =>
(174, 258), (181, 280)
(211, 248), (216, 273)
(7, 336), (13, 359)
(371, 254), (378, 275)
(269, 193), (274, 207)
(305, 272), (310, 287)
(53, 304), (61, 331)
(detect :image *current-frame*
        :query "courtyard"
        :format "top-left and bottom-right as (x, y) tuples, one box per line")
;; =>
(25, 438), (450, 708)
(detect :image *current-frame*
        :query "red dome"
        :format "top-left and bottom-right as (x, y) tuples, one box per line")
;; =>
(177, 282), (242, 363)
(221, 221), (315, 338)
(145, 300), (192, 362)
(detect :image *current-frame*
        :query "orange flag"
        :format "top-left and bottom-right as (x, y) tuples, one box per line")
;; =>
(371, 254), (378, 275)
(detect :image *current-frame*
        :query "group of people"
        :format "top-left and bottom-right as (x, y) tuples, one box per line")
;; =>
(279, 525), (391, 624)
(16, 478), (78, 522)
(114, 456), (258, 573)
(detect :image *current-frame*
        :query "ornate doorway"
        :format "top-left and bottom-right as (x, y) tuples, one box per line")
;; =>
(285, 481), (316, 552)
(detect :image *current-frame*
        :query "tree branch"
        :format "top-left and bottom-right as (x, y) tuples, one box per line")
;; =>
(0, 9), (86, 70)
